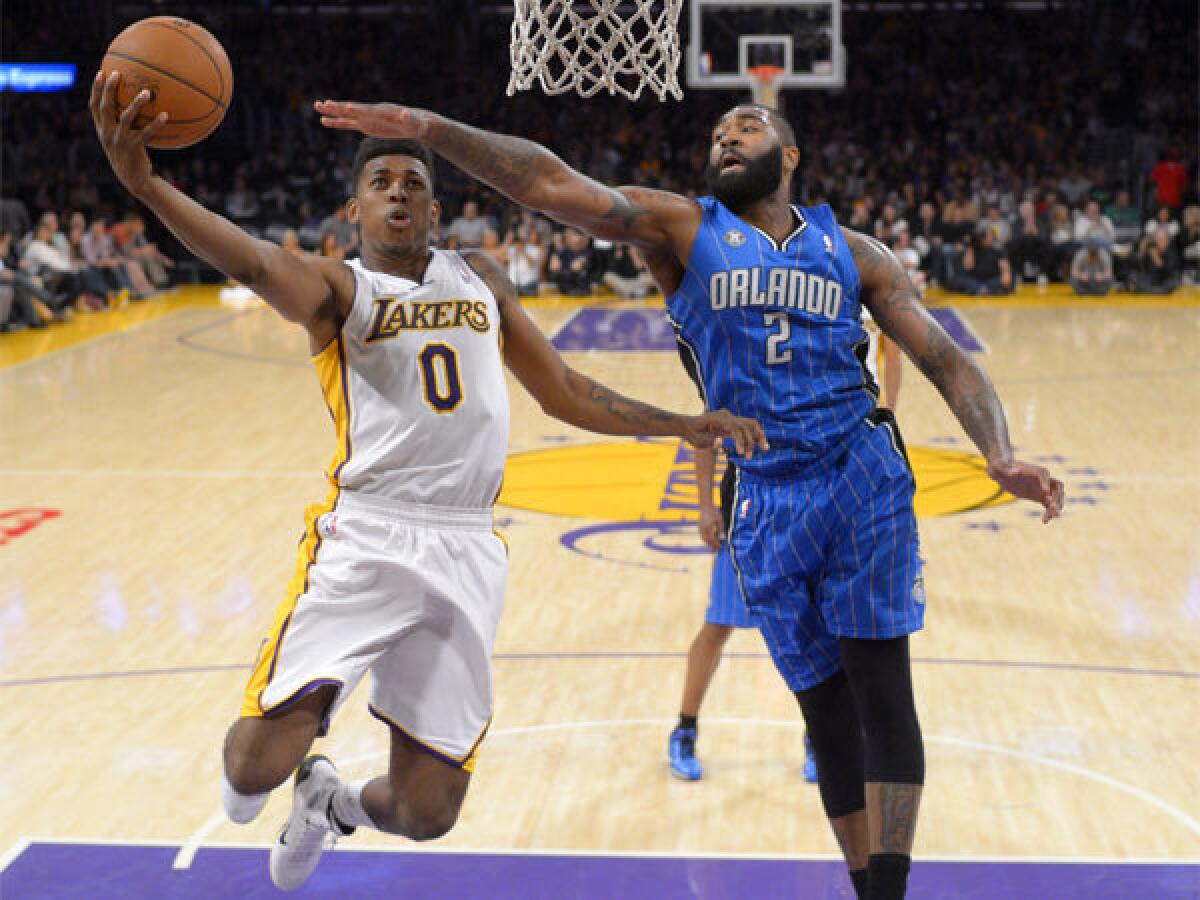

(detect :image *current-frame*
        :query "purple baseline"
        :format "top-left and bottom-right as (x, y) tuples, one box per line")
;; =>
(2, 843), (1197, 899)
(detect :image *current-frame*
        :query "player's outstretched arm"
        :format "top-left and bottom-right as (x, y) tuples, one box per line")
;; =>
(844, 228), (1065, 522)
(315, 100), (699, 252)
(91, 73), (352, 341)
(464, 252), (767, 456)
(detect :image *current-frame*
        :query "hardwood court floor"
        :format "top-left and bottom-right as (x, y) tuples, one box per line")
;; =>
(1, 285), (1197, 875)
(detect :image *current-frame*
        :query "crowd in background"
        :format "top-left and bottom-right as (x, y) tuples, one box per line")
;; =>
(2, 1), (1197, 329)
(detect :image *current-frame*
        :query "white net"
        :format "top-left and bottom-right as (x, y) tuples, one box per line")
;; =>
(508, 0), (684, 102)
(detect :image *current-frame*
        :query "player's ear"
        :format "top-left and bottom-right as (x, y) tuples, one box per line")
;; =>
(345, 198), (359, 225)
(782, 145), (801, 176)
(430, 198), (441, 229)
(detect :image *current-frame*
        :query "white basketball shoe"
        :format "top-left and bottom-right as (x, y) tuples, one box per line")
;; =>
(269, 755), (354, 891)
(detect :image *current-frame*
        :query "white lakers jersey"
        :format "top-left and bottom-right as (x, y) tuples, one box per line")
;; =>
(311, 251), (509, 509)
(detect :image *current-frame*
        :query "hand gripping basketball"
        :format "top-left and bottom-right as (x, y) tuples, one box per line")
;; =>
(314, 100), (433, 141)
(90, 71), (168, 197)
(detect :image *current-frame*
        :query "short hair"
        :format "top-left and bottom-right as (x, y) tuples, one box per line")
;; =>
(718, 104), (797, 148)
(753, 105), (797, 147)
(350, 138), (436, 196)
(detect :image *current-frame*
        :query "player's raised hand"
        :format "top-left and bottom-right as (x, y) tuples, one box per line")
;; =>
(684, 410), (769, 459)
(314, 100), (432, 141)
(987, 457), (1065, 523)
(89, 71), (167, 196)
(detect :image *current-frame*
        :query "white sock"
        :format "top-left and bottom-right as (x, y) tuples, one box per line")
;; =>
(330, 778), (375, 830)
(221, 773), (269, 825)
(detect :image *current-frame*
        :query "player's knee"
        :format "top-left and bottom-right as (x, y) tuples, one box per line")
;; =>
(377, 799), (461, 841)
(407, 806), (460, 842)
(222, 726), (291, 795)
(224, 750), (273, 796)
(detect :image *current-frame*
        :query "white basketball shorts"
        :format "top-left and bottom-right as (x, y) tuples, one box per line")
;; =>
(240, 489), (508, 772)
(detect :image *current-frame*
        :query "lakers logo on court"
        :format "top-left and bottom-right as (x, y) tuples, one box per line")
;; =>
(497, 438), (1014, 566)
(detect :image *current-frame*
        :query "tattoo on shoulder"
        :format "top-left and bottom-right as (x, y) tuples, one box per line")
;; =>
(845, 228), (916, 314)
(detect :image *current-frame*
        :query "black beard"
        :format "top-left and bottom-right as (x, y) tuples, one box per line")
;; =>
(703, 144), (784, 211)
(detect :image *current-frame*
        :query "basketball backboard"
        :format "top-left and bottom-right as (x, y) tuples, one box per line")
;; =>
(688, 0), (845, 95)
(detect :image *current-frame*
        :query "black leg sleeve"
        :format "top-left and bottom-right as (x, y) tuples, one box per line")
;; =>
(794, 669), (866, 819)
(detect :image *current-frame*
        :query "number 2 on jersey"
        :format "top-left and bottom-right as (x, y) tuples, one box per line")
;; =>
(418, 343), (463, 413)
(764, 311), (793, 365)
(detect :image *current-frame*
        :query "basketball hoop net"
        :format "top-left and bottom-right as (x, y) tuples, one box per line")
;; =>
(508, 0), (684, 102)
(747, 64), (785, 110)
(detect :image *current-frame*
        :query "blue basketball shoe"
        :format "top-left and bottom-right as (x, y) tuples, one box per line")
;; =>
(803, 734), (818, 783)
(668, 726), (702, 781)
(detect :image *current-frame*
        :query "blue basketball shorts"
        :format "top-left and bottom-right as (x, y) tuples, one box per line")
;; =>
(705, 544), (758, 628)
(727, 414), (925, 692)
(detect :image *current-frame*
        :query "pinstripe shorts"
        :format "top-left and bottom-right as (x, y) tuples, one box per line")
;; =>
(728, 413), (924, 691)
(705, 544), (759, 628)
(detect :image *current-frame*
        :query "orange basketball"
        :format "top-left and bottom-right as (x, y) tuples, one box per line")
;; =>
(101, 17), (233, 150)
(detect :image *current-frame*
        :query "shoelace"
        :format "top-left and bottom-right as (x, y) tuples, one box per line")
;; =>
(676, 731), (697, 757)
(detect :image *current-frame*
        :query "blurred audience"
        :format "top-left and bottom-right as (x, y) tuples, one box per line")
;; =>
(1070, 240), (1114, 296)
(1134, 228), (1181, 293)
(546, 228), (599, 296)
(601, 244), (656, 299)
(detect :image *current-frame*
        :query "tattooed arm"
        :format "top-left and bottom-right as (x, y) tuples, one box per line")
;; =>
(465, 251), (766, 456)
(314, 100), (699, 255)
(844, 228), (1064, 521)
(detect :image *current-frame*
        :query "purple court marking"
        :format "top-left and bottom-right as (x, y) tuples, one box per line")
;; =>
(2, 844), (1197, 900)
(928, 307), (985, 353)
(551, 308), (678, 351)
(176, 309), (310, 368)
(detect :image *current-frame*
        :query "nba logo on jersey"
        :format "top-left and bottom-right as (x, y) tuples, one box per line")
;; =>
(739, 498), (751, 519)
(723, 229), (747, 248)
(823, 234), (835, 255)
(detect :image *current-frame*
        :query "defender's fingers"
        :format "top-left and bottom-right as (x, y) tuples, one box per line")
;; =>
(319, 117), (362, 131)
(314, 100), (364, 117)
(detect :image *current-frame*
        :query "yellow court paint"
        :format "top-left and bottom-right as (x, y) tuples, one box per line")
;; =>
(497, 438), (1011, 521)
(0, 285), (224, 369)
(4, 282), (1196, 370)
(924, 283), (1200, 309)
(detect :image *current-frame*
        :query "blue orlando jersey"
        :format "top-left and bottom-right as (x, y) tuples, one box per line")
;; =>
(666, 198), (876, 475)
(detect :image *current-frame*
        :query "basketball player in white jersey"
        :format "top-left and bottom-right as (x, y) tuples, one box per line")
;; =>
(91, 73), (766, 891)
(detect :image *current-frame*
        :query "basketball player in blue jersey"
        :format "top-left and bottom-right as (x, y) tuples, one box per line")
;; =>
(669, 329), (901, 784)
(317, 97), (1064, 900)
(90, 73), (766, 892)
